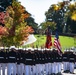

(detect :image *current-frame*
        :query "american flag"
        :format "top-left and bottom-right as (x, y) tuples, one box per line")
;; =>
(53, 31), (62, 55)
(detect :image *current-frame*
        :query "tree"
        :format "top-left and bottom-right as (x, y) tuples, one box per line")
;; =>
(40, 21), (56, 34)
(0, 12), (5, 26)
(45, 4), (63, 33)
(25, 17), (38, 34)
(45, 1), (76, 34)
(0, 0), (12, 12)
(0, 0), (34, 47)
(66, 2), (76, 33)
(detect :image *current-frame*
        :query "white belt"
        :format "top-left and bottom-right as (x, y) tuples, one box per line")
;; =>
(26, 59), (32, 60)
(0, 57), (4, 58)
(9, 57), (15, 58)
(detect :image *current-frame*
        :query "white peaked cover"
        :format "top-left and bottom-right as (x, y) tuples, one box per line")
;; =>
(22, 34), (37, 45)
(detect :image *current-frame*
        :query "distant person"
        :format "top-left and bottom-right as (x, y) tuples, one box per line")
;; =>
(45, 26), (52, 49)
(69, 50), (75, 74)
(7, 47), (17, 75)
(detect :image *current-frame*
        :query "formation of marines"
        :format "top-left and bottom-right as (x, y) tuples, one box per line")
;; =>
(0, 47), (76, 75)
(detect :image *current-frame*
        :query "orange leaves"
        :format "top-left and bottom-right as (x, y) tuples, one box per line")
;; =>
(0, 12), (5, 24)
(0, 12), (5, 18)
(0, 26), (8, 35)
(21, 26), (34, 42)
(21, 26), (34, 35)
(0, 0), (34, 46)
(11, 1), (30, 22)
(25, 26), (34, 33)
(22, 13), (30, 19)
(58, 2), (65, 9)
(19, 13), (30, 22)
(60, 2), (65, 8)
(20, 5), (25, 13)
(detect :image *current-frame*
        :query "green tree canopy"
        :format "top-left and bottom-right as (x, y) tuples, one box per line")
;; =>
(45, 1), (76, 33)
(25, 17), (38, 34)
(40, 21), (56, 34)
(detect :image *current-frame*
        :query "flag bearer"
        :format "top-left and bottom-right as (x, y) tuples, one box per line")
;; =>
(73, 48), (76, 69)
(16, 48), (21, 75)
(57, 49), (62, 75)
(19, 48), (25, 75)
(7, 47), (17, 75)
(41, 49), (46, 75)
(48, 49), (53, 75)
(62, 50), (69, 73)
(69, 50), (75, 74)
(53, 49), (58, 75)
(36, 48), (43, 75)
(52, 49), (58, 75)
(43, 49), (49, 75)
(34, 48), (40, 75)
(75, 52), (76, 69)
(0, 48), (6, 75)
(32, 48), (37, 75)
(25, 49), (35, 75)
(24, 49), (30, 75)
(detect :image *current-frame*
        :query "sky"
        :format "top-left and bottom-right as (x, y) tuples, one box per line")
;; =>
(18, 0), (63, 24)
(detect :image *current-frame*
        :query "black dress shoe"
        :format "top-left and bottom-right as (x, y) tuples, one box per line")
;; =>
(57, 73), (62, 75)
(70, 72), (75, 74)
(63, 71), (67, 73)
(51, 73), (55, 75)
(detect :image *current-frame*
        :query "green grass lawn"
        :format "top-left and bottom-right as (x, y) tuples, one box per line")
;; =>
(24, 34), (76, 52)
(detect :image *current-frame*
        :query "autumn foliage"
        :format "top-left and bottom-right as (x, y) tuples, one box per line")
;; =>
(0, 12), (5, 24)
(0, 0), (34, 47)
